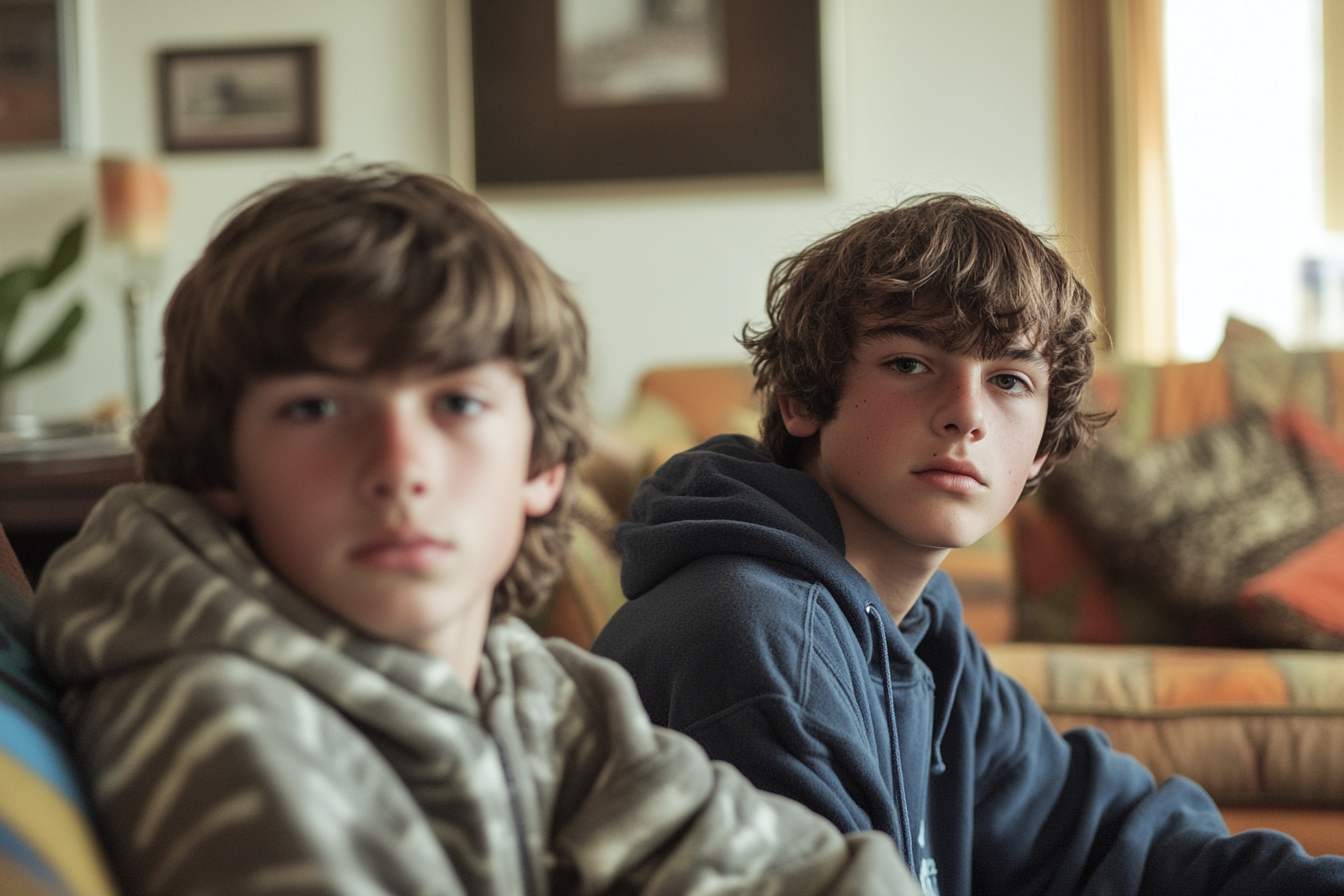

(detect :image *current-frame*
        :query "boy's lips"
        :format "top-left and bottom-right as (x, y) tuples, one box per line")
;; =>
(349, 531), (453, 572)
(913, 458), (986, 492)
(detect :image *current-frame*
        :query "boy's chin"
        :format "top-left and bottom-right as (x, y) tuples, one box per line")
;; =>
(912, 529), (993, 554)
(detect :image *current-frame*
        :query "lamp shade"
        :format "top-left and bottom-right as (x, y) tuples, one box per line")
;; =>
(98, 157), (170, 257)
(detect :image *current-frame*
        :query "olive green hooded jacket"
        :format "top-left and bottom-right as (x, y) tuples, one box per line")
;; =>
(34, 484), (918, 896)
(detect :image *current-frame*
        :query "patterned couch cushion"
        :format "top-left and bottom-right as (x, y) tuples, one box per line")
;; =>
(524, 483), (627, 649)
(1046, 409), (1344, 618)
(0, 573), (118, 895)
(988, 641), (1344, 806)
(1016, 319), (1344, 649)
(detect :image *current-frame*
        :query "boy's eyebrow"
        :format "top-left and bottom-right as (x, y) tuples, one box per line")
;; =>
(1001, 344), (1048, 366)
(860, 323), (1048, 367)
(858, 322), (929, 344)
(275, 366), (365, 380)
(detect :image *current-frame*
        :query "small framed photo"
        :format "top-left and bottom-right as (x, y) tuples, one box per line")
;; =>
(158, 43), (320, 152)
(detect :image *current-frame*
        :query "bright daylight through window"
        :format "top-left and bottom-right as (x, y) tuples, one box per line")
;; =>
(1165, 0), (1329, 360)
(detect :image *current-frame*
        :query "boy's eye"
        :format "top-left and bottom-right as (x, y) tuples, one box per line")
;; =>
(990, 373), (1028, 393)
(889, 357), (928, 375)
(282, 396), (338, 420)
(436, 393), (485, 416)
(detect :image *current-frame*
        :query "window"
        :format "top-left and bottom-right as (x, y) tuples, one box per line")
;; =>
(1165, 0), (1324, 358)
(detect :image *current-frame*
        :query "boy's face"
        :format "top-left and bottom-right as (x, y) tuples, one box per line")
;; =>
(207, 350), (564, 673)
(782, 322), (1049, 568)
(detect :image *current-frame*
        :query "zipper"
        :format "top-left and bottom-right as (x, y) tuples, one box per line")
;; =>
(495, 742), (540, 896)
(867, 603), (915, 864)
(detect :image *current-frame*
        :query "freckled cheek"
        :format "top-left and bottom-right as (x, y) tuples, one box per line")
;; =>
(1008, 416), (1049, 475)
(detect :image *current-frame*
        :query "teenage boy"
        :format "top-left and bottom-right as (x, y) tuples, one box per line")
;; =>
(32, 167), (919, 896)
(593, 195), (1344, 895)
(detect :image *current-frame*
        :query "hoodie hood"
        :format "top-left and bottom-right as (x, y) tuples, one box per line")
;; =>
(621, 435), (852, 597)
(619, 434), (938, 649)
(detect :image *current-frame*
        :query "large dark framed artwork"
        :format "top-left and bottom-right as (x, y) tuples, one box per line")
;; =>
(158, 44), (320, 152)
(470, 0), (822, 188)
(0, 0), (71, 150)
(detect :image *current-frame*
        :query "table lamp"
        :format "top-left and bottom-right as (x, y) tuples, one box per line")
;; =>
(98, 157), (170, 418)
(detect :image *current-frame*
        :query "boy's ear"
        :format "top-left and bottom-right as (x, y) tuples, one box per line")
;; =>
(523, 462), (567, 518)
(778, 394), (821, 438)
(201, 488), (245, 521)
(1028, 453), (1050, 479)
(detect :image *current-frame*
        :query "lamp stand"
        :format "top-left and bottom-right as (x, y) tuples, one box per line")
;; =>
(123, 281), (147, 419)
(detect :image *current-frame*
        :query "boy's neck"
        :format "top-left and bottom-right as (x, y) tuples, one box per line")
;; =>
(837, 521), (946, 625)
(414, 608), (491, 692)
(799, 458), (945, 624)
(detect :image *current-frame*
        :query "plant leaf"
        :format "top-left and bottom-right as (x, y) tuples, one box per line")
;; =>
(5, 300), (85, 378)
(0, 264), (41, 366)
(35, 215), (88, 290)
(0, 264), (40, 317)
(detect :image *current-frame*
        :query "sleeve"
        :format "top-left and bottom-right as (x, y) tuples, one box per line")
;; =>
(961, 637), (1344, 896)
(593, 562), (893, 840)
(685, 694), (884, 833)
(68, 654), (459, 896)
(544, 641), (923, 896)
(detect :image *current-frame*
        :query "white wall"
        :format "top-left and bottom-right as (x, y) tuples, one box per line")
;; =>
(0, 0), (1054, 424)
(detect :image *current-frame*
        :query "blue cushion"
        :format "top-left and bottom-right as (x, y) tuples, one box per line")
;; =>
(0, 576), (118, 895)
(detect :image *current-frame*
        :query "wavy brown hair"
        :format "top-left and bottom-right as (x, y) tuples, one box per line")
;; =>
(742, 193), (1108, 497)
(136, 164), (590, 617)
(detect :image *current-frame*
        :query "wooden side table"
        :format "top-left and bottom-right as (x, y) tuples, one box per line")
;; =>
(0, 448), (138, 586)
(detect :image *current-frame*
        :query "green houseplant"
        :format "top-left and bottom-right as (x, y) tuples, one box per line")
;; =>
(0, 216), (88, 422)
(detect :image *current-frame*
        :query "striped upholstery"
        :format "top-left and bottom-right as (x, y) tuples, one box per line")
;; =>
(988, 641), (1344, 807)
(0, 528), (117, 896)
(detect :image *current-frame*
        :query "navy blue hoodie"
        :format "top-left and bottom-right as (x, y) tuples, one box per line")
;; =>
(592, 435), (1344, 896)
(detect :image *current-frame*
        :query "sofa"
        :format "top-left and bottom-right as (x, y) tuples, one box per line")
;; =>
(557, 319), (1344, 857)
(5, 318), (1341, 889)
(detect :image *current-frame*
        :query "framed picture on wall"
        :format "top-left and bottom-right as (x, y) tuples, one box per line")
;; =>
(470, 0), (823, 189)
(158, 43), (320, 152)
(0, 0), (74, 150)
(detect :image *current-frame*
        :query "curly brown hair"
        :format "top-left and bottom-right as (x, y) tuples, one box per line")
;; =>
(136, 164), (590, 617)
(742, 193), (1108, 497)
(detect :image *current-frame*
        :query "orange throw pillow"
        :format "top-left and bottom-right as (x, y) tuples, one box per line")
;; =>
(1241, 525), (1344, 650)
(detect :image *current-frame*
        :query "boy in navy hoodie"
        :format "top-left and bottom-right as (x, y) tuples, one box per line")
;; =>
(593, 194), (1344, 895)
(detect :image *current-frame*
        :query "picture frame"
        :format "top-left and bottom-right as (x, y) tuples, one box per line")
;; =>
(158, 43), (320, 152)
(0, 0), (75, 151)
(469, 0), (822, 189)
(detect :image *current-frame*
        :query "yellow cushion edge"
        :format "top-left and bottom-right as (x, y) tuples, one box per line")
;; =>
(0, 750), (116, 896)
(0, 855), (62, 896)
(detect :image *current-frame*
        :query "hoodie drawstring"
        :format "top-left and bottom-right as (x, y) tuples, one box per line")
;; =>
(866, 603), (915, 865)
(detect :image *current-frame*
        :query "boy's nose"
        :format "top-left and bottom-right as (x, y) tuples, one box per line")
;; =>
(362, 405), (434, 504)
(934, 374), (986, 440)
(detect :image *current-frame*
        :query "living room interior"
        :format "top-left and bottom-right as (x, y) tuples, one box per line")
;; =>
(3, 0), (1344, 883)
(1, 0), (1063, 426)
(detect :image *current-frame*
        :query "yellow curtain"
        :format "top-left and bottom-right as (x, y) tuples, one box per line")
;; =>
(1324, 0), (1344, 231)
(1056, 0), (1174, 362)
